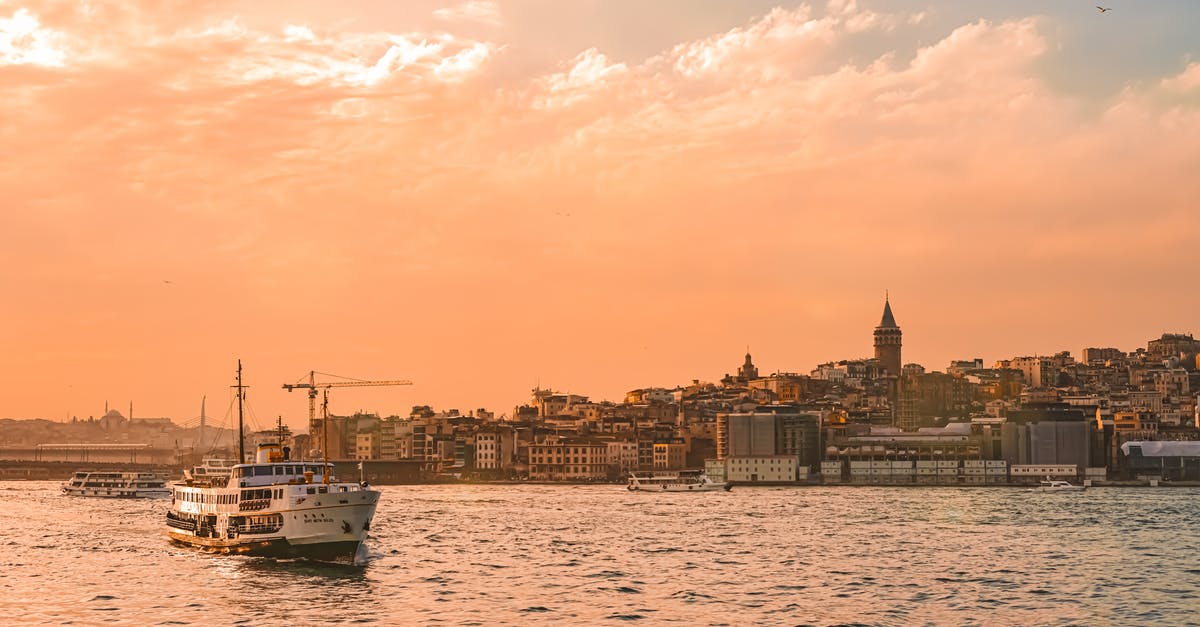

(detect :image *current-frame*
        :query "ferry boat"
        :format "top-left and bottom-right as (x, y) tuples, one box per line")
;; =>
(627, 470), (731, 492)
(165, 361), (380, 562)
(62, 471), (171, 498)
(183, 457), (236, 483)
(1036, 477), (1087, 492)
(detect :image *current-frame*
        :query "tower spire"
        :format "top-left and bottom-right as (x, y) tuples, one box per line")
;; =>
(879, 298), (897, 329)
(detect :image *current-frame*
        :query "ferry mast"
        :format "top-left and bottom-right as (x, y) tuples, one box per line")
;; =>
(233, 359), (247, 464)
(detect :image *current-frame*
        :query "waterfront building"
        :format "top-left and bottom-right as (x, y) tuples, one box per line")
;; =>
(1009, 463), (1080, 481)
(827, 423), (981, 463)
(724, 455), (801, 483)
(1001, 403), (1094, 471)
(1120, 441), (1200, 481)
(526, 437), (608, 480)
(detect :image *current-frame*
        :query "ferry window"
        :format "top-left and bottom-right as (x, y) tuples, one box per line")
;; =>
(286, 466), (295, 475)
(306, 487), (316, 495)
(274, 467), (284, 475)
(254, 466), (272, 476)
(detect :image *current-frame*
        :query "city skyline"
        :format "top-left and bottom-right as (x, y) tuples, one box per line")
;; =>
(3, 1), (1199, 428)
(6, 294), (1193, 432)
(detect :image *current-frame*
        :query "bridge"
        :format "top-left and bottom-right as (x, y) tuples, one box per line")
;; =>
(0, 444), (179, 464)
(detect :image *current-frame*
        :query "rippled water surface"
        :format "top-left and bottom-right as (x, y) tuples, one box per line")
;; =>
(2, 482), (1199, 625)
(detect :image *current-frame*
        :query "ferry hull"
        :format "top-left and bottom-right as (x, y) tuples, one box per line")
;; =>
(628, 483), (730, 492)
(167, 534), (365, 562)
(64, 488), (171, 498)
(167, 497), (379, 563)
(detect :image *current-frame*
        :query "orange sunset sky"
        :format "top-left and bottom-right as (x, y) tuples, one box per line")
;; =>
(2, 1), (1198, 431)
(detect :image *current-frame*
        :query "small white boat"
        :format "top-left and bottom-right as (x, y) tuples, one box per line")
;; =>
(1037, 477), (1086, 492)
(627, 470), (731, 492)
(62, 471), (171, 498)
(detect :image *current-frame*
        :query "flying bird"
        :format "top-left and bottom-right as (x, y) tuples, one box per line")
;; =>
(1096, 6), (1112, 12)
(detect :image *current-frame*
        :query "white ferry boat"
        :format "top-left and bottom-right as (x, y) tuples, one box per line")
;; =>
(183, 457), (236, 483)
(62, 471), (171, 498)
(627, 470), (731, 492)
(165, 361), (380, 562)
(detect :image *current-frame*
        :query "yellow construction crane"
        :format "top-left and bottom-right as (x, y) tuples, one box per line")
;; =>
(283, 371), (412, 458)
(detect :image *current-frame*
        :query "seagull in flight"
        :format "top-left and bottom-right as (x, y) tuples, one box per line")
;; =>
(1096, 6), (1112, 12)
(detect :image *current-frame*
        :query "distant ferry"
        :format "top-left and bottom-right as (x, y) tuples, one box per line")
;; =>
(62, 471), (171, 498)
(627, 470), (731, 492)
(165, 361), (380, 562)
(183, 457), (236, 483)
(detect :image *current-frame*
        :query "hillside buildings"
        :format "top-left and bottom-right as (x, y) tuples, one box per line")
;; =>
(5, 299), (1199, 485)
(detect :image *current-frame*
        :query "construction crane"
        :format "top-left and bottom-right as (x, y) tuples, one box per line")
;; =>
(282, 371), (412, 458)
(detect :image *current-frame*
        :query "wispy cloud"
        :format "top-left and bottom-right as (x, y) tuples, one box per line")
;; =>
(1, 0), (1198, 422)
(433, 1), (501, 27)
(0, 7), (67, 66)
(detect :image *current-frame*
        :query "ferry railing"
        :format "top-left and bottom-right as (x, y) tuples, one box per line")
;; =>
(239, 498), (271, 511)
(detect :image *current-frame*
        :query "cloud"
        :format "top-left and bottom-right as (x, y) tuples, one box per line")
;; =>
(1160, 62), (1200, 93)
(433, 1), (501, 27)
(535, 48), (627, 108)
(0, 7), (67, 66)
(1, 0), (1198, 421)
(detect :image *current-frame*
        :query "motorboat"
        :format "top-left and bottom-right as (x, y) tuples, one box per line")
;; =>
(1037, 477), (1086, 491)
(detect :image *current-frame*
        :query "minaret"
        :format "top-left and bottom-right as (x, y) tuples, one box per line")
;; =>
(873, 295), (902, 377)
